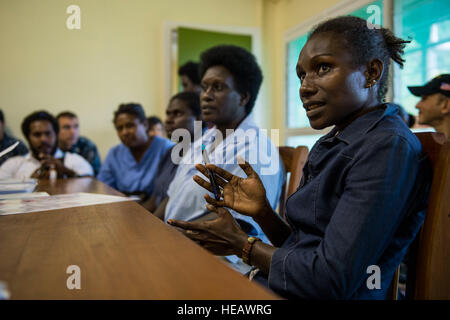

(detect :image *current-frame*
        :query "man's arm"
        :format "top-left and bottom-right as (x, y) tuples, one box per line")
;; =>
(153, 197), (169, 220)
(65, 153), (94, 177)
(142, 195), (157, 213)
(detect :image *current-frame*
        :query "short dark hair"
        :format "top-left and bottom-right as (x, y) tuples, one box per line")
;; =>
(199, 45), (263, 114)
(178, 61), (201, 85)
(308, 16), (410, 102)
(170, 92), (201, 118)
(0, 109), (4, 123)
(113, 103), (146, 123)
(56, 111), (77, 120)
(147, 116), (163, 129)
(21, 110), (59, 139)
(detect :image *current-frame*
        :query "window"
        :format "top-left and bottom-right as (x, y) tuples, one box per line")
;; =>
(284, 0), (384, 150)
(393, 0), (450, 114)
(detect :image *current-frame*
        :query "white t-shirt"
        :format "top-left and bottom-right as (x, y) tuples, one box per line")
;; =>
(0, 149), (94, 179)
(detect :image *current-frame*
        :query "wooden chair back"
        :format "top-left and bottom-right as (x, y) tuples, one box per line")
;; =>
(389, 132), (450, 300)
(278, 146), (309, 219)
(405, 132), (450, 299)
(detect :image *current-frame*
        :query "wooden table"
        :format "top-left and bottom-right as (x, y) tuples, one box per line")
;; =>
(0, 178), (278, 299)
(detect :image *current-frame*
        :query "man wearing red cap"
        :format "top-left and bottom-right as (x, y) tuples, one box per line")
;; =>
(408, 74), (450, 140)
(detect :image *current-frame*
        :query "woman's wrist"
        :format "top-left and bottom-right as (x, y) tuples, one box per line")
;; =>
(231, 232), (250, 258)
(254, 199), (275, 225)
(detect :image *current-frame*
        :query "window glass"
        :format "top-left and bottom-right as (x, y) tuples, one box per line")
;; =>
(286, 34), (308, 128)
(286, 134), (324, 150)
(393, 0), (450, 114)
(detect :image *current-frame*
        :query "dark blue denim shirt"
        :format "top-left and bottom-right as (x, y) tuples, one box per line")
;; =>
(262, 104), (431, 299)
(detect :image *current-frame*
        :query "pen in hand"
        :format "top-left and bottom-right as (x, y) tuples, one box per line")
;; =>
(201, 145), (221, 201)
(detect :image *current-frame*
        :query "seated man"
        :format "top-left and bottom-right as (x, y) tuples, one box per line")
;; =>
(178, 61), (202, 94)
(98, 103), (174, 201)
(0, 111), (93, 179)
(0, 109), (28, 166)
(155, 45), (284, 274)
(57, 111), (101, 175)
(409, 74), (450, 140)
(143, 92), (202, 212)
(146, 116), (165, 138)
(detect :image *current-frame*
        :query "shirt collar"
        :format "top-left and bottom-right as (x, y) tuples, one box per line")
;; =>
(186, 115), (257, 165)
(204, 115), (258, 145)
(327, 104), (398, 144)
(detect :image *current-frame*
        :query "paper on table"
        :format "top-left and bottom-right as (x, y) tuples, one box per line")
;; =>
(0, 192), (132, 216)
(0, 192), (49, 200)
(0, 178), (37, 194)
(0, 178), (37, 184)
(0, 183), (36, 194)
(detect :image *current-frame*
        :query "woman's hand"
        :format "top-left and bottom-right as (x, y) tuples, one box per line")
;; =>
(193, 158), (273, 220)
(167, 205), (248, 257)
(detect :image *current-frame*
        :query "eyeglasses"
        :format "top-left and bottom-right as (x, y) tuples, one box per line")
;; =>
(200, 81), (229, 93)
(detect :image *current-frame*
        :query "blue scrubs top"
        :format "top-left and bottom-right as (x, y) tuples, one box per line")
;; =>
(98, 136), (174, 195)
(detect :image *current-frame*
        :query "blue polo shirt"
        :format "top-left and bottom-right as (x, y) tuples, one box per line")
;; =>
(98, 136), (174, 195)
(254, 104), (432, 299)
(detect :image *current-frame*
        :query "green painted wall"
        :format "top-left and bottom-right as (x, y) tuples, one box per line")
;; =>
(177, 27), (252, 87)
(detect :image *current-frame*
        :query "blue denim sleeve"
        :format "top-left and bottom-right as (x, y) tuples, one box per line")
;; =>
(268, 134), (422, 299)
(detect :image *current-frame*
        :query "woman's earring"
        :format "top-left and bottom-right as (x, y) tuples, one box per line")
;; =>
(367, 79), (376, 88)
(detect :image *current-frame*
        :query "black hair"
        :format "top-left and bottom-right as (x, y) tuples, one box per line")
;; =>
(56, 111), (77, 120)
(178, 61), (201, 85)
(407, 113), (416, 128)
(169, 92), (202, 118)
(113, 103), (146, 123)
(308, 16), (410, 101)
(147, 116), (163, 129)
(21, 110), (59, 138)
(199, 45), (263, 114)
(0, 109), (4, 123)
